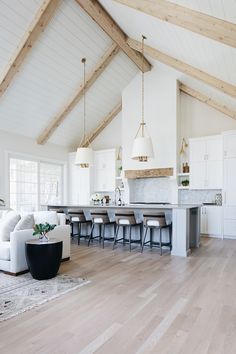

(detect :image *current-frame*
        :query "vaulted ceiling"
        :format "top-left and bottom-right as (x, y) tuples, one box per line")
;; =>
(0, 0), (236, 149)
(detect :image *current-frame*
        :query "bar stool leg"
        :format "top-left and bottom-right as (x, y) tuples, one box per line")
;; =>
(141, 226), (148, 253)
(129, 226), (132, 252)
(160, 228), (163, 256)
(78, 223), (81, 245)
(150, 228), (153, 248)
(102, 224), (105, 249)
(169, 225), (172, 251)
(113, 225), (120, 249)
(88, 223), (94, 246)
(140, 223), (143, 244)
(123, 226), (126, 245)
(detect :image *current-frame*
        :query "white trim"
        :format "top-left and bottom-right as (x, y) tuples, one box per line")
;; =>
(6, 151), (67, 211)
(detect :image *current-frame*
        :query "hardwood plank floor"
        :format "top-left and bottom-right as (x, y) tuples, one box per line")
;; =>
(1, 237), (236, 354)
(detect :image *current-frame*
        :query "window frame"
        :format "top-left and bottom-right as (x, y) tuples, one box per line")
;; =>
(6, 151), (67, 211)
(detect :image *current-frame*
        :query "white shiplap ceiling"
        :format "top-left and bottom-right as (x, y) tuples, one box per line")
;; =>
(0, 0), (236, 148)
(100, 0), (236, 109)
(0, 0), (138, 148)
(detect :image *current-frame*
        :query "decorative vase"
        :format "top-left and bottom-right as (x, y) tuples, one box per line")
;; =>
(39, 234), (49, 242)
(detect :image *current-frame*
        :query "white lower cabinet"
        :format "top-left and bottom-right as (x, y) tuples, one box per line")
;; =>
(223, 206), (236, 239)
(201, 206), (222, 237)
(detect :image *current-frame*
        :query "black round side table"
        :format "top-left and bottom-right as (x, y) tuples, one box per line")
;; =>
(25, 238), (62, 280)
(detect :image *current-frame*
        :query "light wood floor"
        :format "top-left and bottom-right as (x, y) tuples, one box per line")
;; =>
(1, 237), (236, 354)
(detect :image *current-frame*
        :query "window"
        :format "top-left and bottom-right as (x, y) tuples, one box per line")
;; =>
(9, 156), (64, 212)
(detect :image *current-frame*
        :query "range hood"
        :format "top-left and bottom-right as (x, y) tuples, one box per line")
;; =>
(124, 168), (173, 179)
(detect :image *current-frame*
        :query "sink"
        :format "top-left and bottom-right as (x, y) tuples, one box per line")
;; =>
(202, 202), (217, 205)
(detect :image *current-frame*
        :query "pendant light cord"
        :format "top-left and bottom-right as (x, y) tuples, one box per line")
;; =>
(82, 57), (86, 142)
(141, 35), (146, 137)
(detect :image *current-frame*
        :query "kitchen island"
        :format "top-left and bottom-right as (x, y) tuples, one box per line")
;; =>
(47, 204), (201, 257)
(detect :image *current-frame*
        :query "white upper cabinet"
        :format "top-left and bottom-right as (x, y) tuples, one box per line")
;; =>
(223, 132), (236, 159)
(189, 135), (222, 189)
(93, 149), (117, 192)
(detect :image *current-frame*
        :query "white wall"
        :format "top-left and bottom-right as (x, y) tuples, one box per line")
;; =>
(92, 112), (122, 151)
(0, 129), (69, 206)
(180, 94), (236, 139)
(122, 63), (178, 173)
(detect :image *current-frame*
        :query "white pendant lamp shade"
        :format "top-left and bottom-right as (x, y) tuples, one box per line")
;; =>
(75, 147), (93, 168)
(132, 136), (154, 162)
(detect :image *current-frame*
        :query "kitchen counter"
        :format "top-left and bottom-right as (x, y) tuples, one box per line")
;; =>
(47, 203), (200, 210)
(47, 203), (201, 257)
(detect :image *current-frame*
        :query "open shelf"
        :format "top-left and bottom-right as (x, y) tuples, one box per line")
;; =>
(178, 173), (190, 177)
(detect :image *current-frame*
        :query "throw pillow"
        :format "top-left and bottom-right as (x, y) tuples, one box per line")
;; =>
(0, 211), (21, 242)
(33, 211), (58, 226)
(14, 214), (34, 231)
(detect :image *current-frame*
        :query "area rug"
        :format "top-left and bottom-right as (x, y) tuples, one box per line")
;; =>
(0, 273), (90, 322)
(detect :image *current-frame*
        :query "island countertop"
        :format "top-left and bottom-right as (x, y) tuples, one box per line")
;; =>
(47, 203), (201, 210)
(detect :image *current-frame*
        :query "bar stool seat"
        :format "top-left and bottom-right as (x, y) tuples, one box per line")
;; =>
(68, 209), (91, 244)
(113, 212), (142, 251)
(142, 212), (172, 255)
(88, 211), (116, 248)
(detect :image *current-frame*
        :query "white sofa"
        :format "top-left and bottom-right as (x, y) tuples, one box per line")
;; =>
(0, 211), (71, 275)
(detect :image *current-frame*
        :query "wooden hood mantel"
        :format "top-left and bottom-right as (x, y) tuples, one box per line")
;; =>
(124, 168), (174, 179)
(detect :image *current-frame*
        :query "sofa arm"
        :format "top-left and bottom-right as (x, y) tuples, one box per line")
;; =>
(48, 225), (71, 259)
(10, 229), (34, 274)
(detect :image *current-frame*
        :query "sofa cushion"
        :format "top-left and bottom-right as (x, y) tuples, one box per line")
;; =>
(0, 211), (20, 242)
(0, 242), (10, 261)
(0, 210), (9, 220)
(14, 214), (34, 231)
(34, 211), (58, 226)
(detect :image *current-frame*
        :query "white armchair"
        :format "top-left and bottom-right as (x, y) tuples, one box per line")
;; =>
(0, 212), (71, 275)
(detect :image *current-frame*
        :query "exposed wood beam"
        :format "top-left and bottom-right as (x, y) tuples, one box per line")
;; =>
(0, 0), (60, 97)
(81, 102), (122, 147)
(179, 83), (236, 120)
(115, 0), (236, 48)
(37, 43), (120, 145)
(128, 38), (236, 99)
(75, 0), (151, 72)
(125, 168), (174, 179)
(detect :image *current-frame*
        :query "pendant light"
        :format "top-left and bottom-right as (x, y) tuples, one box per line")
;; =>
(75, 58), (93, 168)
(131, 35), (154, 162)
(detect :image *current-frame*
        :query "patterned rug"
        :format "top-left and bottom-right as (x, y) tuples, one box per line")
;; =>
(0, 273), (90, 322)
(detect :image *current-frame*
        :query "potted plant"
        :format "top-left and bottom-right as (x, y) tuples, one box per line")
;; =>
(33, 222), (56, 242)
(181, 179), (189, 187)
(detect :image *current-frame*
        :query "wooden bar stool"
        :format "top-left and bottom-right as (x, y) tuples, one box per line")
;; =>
(68, 209), (91, 244)
(142, 212), (172, 255)
(88, 211), (116, 248)
(113, 211), (143, 251)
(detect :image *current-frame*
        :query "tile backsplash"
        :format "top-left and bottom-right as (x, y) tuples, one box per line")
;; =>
(178, 189), (222, 205)
(129, 178), (172, 202)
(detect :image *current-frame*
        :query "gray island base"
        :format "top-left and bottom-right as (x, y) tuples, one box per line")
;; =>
(47, 204), (201, 257)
